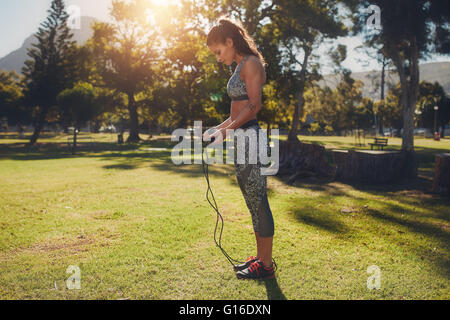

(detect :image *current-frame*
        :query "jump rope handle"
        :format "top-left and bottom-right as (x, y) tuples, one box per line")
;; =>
(202, 128), (217, 147)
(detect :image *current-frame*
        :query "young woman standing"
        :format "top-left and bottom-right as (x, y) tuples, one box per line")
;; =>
(204, 17), (275, 280)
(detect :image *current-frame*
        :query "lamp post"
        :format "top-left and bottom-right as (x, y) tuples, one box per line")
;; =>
(434, 105), (439, 133)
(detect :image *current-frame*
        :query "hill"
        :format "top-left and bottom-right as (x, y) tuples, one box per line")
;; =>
(319, 62), (450, 98)
(0, 16), (98, 74)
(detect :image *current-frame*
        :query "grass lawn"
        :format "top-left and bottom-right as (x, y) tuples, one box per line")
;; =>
(0, 132), (449, 299)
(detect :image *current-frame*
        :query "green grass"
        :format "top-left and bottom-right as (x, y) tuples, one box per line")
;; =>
(0, 132), (449, 299)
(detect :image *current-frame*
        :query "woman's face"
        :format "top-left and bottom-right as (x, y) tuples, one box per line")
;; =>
(208, 38), (235, 66)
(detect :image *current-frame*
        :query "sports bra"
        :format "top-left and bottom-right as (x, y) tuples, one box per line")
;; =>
(227, 55), (250, 101)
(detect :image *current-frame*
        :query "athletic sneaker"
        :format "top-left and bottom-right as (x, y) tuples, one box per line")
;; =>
(235, 259), (275, 280)
(233, 256), (258, 272)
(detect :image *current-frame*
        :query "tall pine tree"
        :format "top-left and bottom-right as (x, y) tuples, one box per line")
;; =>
(22, 0), (77, 145)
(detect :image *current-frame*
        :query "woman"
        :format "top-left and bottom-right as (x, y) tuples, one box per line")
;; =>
(203, 17), (275, 280)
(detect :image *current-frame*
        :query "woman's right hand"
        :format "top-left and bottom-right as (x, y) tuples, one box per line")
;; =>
(203, 127), (218, 141)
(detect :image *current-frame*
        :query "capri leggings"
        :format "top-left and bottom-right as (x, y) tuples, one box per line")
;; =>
(233, 123), (274, 237)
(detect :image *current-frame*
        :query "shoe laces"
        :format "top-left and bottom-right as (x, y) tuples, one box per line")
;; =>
(248, 260), (262, 273)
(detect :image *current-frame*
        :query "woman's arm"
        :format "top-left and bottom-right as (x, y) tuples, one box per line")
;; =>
(203, 117), (232, 140)
(215, 117), (232, 130)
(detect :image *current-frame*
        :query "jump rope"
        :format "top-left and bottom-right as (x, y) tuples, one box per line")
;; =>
(200, 135), (277, 271)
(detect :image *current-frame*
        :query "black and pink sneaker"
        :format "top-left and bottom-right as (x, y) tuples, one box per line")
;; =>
(236, 259), (275, 280)
(233, 256), (258, 272)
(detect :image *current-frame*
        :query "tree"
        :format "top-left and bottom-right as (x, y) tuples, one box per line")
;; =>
(57, 82), (97, 154)
(21, 0), (77, 145)
(384, 84), (404, 136)
(303, 84), (337, 133)
(270, 0), (348, 142)
(304, 71), (370, 135)
(0, 70), (28, 128)
(343, 0), (450, 177)
(149, 0), (216, 129)
(417, 81), (450, 137)
(89, 0), (159, 143)
(355, 44), (396, 135)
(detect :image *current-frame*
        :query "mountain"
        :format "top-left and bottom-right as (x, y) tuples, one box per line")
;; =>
(319, 61), (450, 98)
(0, 16), (98, 74)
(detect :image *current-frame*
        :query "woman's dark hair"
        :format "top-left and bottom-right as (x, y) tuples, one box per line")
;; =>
(207, 16), (267, 68)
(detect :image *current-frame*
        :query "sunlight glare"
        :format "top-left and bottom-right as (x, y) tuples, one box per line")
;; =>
(146, 0), (181, 26)
(149, 0), (180, 6)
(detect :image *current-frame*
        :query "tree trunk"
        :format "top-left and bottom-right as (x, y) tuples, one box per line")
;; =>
(389, 36), (419, 178)
(93, 120), (101, 133)
(287, 47), (311, 142)
(380, 57), (386, 101)
(126, 92), (141, 143)
(432, 153), (450, 196)
(378, 114), (384, 136)
(332, 149), (408, 184)
(400, 38), (419, 152)
(278, 139), (335, 184)
(28, 107), (48, 146)
(376, 57), (387, 136)
(288, 90), (304, 142)
(72, 127), (78, 155)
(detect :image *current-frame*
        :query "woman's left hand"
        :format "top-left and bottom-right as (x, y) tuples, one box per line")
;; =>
(208, 128), (226, 147)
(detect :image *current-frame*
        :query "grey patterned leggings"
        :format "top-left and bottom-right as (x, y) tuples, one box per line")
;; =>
(233, 123), (274, 237)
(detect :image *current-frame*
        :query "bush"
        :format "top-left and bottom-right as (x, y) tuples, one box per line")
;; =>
(308, 122), (320, 135)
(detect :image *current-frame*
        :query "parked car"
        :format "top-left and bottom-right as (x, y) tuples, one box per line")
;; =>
(383, 128), (397, 136)
(67, 127), (78, 134)
(414, 128), (427, 135)
(99, 125), (117, 133)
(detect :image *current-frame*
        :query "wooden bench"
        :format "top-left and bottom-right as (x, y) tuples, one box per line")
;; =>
(369, 138), (388, 150)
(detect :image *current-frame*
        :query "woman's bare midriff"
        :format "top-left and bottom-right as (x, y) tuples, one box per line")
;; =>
(230, 100), (256, 122)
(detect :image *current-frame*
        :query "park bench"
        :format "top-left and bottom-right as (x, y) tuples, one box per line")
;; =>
(369, 137), (388, 150)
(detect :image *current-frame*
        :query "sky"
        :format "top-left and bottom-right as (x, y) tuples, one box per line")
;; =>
(1, 0), (449, 74)
(0, 0), (112, 58)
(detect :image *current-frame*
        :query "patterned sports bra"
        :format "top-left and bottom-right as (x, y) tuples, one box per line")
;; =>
(227, 55), (250, 101)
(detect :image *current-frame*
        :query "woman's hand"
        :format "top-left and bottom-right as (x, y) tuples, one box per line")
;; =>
(208, 128), (226, 147)
(203, 127), (217, 141)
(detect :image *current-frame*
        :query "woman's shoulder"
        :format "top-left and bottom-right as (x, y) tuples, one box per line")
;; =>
(241, 55), (266, 83)
(241, 55), (265, 72)
(243, 55), (263, 66)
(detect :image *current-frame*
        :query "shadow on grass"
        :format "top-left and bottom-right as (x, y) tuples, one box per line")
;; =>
(291, 204), (350, 235)
(103, 163), (138, 170)
(0, 141), (142, 160)
(365, 206), (450, 277)
(366, 206), (450, 244)
(281, 172), (450, 278)
(262, 277), (287, 300)
(0, 133), (61, 140)
(0, 138), (277, 195)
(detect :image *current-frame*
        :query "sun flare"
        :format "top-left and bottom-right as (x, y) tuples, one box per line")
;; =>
(149, 0), (180, 7)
